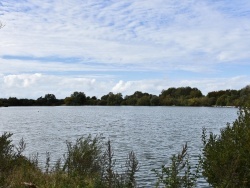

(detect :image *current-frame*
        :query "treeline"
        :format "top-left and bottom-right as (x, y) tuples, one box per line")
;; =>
(1, 85), (250, 107)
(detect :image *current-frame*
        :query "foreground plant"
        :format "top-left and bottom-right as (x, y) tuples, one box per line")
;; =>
(152, 143), (201, 188)
(202, 107), (250, 187)
(0, 132), (41, 187)
(98, 140), (139, 188)
(0, 132), (140, 188)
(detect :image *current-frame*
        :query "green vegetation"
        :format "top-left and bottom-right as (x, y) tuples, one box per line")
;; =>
(201, 106), (250, 187)
(1, 107), (250, 187)
(0, 133), (139, 188)
(1, 85), (250, 107)
(152, 143), (201, 188)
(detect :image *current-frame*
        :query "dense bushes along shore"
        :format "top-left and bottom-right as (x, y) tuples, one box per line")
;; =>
(0, 85), (250, 107)
(1, 107), (250, 187)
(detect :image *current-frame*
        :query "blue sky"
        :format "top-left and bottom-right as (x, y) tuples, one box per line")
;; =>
(0, 0), (250, 99)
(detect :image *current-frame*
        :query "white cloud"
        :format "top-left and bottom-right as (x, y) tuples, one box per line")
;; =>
(0, 0), (250, 98)
(112, 76), (250, 97)
(0, 73), (249, 99)
(4, 73), (42, 88)
(112, 80), (165, 96)
(0, 73), (115, 99)
(1, 0), (250, 66)
(178, 76), (250, 95)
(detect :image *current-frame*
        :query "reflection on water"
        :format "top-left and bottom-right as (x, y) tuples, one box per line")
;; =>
(0, 106), (238, 187)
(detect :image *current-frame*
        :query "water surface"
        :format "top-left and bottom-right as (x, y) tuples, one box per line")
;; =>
(0, 106), (238, 187)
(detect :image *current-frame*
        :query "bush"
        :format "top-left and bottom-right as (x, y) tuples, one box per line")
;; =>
(0, 132), (140, 187)
(99, 140), (139, 188)
(63, 134), (102, 178)
(202, 107), (250, 187)
(0, 132), (39, 187)
(152, 143), (201, 188)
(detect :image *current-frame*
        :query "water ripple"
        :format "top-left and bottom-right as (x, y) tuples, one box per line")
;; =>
(0, 106), (238, 187)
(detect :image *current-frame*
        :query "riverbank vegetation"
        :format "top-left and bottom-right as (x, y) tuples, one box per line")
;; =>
(0, 133), (139, 188)
(0, 85), (250, 107)
(1, 107), (250, 187)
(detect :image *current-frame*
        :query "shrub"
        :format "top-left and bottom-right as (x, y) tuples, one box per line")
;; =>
(202, 107), (250, 187)
(152, 143), (201, 188)
(63, 134), (103, 183)
(0, 132), (39, 187)
(98, 140), (139, 188)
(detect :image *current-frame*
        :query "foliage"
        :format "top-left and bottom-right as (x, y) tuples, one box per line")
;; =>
(1, 85), (250, 106)
(64, 91), (87, 105)
(0, 132), (139, 188)
(152, 143), (201, 188)
(0, 132), (39, 187)
(201, 107), (250, 187)
(100, 140), (139, 187)
(104, 92), (123, 105)
(63, 134), (103, 179)
(37, 94), (60, 106)
(125, 151), (139, 187)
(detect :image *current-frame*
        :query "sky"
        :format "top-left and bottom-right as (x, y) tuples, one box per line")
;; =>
(0, 0), (250, 99)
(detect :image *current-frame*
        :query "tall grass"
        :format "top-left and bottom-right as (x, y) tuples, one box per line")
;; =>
(0, 134), (139, 188)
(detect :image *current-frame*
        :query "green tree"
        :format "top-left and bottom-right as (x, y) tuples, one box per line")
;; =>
(216, 94), (228, 106)
(202, 107), (250, 187)
(36, 94), (57, 105)
(44, 94), (57, 105)
(137, 95), (150, 106)
(124, 96), (137, 106)
(107, 92), (123, 105)
(7, 97), (20, 106)
(150, 95), (160, 106)
(189, 89), (203, 98)
(65, 91), (86, 105)
(239, 85), (250, 106)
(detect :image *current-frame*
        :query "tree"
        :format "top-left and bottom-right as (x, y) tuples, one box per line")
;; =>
(202, 107), (250, 187)
(65, 92), (86, 105)
(189, 89), (202, 98)
(215, 94), (228, 106)
(107, 92), (123, 105)
(7, 97), (19, 106)
(36, 94), (57, 105)
(137, 95), (150, 106)
(150, 95), (160, 106)
(44, 94), (57, 105)
(239, 85), (250, 106)
(124, 96), (137, 106)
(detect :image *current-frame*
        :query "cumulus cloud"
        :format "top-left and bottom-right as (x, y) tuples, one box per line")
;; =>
(0, 73), (249, 99)
(112, 80), (165, 95)
(0, 73), (115, 99)
(4, 73), (42, 88)
(111, 76), (250, 97)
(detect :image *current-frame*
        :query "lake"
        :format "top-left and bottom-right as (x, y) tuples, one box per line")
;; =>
(0, 106), (238, 187)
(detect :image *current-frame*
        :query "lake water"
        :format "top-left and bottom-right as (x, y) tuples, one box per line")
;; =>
(0, 106), (238, 187)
